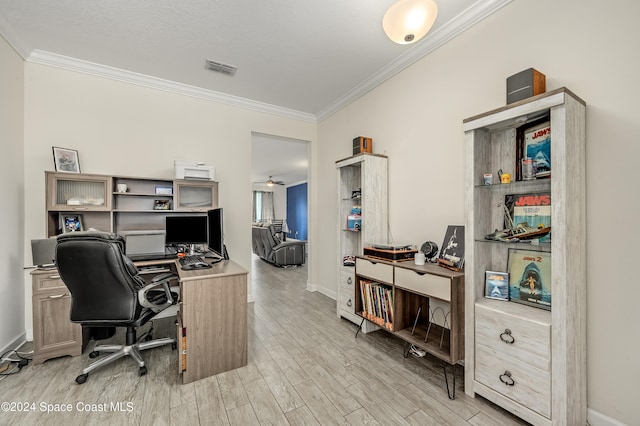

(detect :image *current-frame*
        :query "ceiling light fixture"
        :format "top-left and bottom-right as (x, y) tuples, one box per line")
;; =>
(382, 0), (439, 45)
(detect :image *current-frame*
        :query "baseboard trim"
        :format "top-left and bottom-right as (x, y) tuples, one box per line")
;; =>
(1, 331), (27, 357)
(306, 281), (336, 300)
(588, 408), (627, 426)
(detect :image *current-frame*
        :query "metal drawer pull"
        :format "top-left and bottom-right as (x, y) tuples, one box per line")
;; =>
(347, 277), (352, 284)
(73, 207), (89, 210)
(48, 294), (66, 299)
(500, 328), (515, 344)
(48, 275), (61, 279)
(414, 271), (426, 276)
(346, 299), (352, 307)
(500, 370), (515, 386)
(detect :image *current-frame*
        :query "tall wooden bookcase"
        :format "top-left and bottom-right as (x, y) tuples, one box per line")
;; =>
(336, 153), (388, 333)
(463, 88), (586, 425)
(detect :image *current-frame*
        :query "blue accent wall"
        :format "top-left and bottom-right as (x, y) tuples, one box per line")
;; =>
(286, 183), (307, 240)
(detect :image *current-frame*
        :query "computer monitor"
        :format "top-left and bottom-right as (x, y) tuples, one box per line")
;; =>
(207, 208), (225, 258)
(165, 215), (208, 254)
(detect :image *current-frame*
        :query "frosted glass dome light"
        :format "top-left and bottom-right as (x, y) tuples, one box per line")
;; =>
(383, 0), (439, 44)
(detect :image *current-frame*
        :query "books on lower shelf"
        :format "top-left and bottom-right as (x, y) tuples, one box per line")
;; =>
(359, 280), (393, 330)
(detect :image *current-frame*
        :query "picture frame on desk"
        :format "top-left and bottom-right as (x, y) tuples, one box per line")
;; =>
(59, 213), (84, 233)
(438, 225), (465, 270)
(52, 146), (81, 173)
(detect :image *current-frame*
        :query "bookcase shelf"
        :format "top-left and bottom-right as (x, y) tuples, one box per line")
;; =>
(463, 88), (586, 425)
(335, 154), (388, 334)
(354, 257), (464, 366)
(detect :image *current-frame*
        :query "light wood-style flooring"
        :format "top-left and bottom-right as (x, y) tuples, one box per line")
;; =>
(0, 255), (528, 425)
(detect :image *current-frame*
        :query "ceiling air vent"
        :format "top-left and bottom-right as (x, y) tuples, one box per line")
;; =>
(205, 59), (237, 76)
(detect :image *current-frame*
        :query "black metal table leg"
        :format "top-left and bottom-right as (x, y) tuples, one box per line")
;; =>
(354, 318), (365, 338)
(442, 362), (456, 400)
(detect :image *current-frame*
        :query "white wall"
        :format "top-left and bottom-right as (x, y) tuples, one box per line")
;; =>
(22, 62), (316, 333)
(317, 0), (640, 423)
(0, 35), (25, 353)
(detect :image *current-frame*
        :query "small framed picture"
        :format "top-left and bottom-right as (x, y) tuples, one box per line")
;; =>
(485, 271), (509, 301)
(52, 147), (81, 173)
(154, 199), (171, 210)
(59, 214), (84, 233)
(155, 186), (173, 195)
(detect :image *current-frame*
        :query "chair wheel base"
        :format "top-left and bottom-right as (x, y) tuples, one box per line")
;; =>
(171, 342), (177, 350)
(139, 366), (147, 376)
(89, 351), (100, 358)
(144, 335), (153, 342)
(76, 374), (88, 384)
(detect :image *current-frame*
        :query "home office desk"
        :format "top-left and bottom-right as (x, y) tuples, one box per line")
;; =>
(135, 258), (248, 384)
(31, 258), (248, 385)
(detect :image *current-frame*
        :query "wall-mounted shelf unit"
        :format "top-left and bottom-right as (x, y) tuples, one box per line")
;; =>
(45, 171), (218, 237)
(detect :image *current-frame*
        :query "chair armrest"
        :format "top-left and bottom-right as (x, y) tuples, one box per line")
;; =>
(138, 273), (178, 313)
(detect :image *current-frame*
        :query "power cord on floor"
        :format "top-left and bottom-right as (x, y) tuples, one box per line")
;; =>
(0, 348), (32, 379)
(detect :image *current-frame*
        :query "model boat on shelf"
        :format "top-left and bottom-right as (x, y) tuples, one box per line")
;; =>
(485, 203), (551, 242)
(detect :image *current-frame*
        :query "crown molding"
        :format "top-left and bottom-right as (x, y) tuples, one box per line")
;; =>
(7, 0), (511, 123)
(26, 50), (317, 123)
(316, 0), (513, 122)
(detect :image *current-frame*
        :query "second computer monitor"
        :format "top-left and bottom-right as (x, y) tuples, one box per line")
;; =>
(207, 208), (224, 258)
(165, 216), (208, 253)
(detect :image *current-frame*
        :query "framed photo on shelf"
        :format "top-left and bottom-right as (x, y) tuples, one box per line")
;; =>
(507, 248), (551, 310)
(153, 199), (171, 210)
(485, 271), (509, 301)
(59, 213), (84, 233)
(52, 147), (81, 173)
(155, 186), (173, 195)
(516, 116), (550, 180)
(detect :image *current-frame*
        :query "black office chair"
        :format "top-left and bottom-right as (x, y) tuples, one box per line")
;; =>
(55, 231), (178, 384)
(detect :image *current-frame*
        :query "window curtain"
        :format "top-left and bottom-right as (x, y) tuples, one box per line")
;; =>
(252, 191), (275, 222)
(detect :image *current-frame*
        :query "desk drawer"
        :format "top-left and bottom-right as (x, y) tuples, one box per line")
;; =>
(475, 303), (550, 372)
(339, 270), (356, 314)
(33, 273), (65, 293)
(476, 343), (550, 418)
(339, 289), (355, 314)
(394, 267), (451, 301)
(356, 258), (393, 284)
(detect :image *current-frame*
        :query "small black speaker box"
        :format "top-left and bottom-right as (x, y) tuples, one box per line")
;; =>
(506, 68), (546, 104)
(353, 136), (372, 155)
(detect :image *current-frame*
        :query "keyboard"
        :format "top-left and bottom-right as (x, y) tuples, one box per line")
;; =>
(178, 255), (212, 270)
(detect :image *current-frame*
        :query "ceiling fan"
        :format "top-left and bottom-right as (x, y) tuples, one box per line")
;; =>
(256, 176), (285, 186)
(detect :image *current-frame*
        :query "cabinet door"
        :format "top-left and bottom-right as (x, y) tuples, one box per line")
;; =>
(32, 291), (82, 362)
(174, 180), (218, 211)
(46, 172), (112, 211)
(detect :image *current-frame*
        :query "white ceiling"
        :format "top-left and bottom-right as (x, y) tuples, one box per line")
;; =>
(0, 0), (510, 182)
(252, 134), (309, 186)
